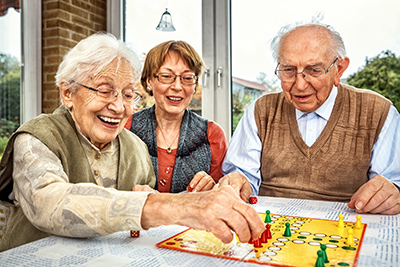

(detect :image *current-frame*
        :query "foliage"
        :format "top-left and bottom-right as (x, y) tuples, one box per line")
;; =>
(232, 90), (254, 132)
(347, 50), (400, 112)
(0, 136), (9, 159)
(0, 53), (21, 138)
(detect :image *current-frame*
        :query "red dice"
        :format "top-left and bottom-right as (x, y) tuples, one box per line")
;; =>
(249, 196), (258, 204)
(130, 230), (140, 238)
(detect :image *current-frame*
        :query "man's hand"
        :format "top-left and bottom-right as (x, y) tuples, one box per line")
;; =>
(187, 171), (216, 192)
(141, 186), (265, 244)
(132, 185), (157, 192)
(215, 172), (253, 202)
(348, 175), (400, 215)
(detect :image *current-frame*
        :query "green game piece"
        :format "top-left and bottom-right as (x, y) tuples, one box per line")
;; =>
(315, 250), (325, 267)
(320, 244), (329, 263)
(283, 222), (291, 237)
(265, 210), (271, 223)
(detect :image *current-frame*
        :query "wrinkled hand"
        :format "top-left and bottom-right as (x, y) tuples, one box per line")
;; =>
(348, 175), (400, 215)
(215, 172), (253, 202)
(141, 186), (265, 244)
(187, 171), (216, 192)
(132, 185), (158, 192)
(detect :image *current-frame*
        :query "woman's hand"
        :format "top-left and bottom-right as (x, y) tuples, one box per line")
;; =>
(186, 171), (217, 192)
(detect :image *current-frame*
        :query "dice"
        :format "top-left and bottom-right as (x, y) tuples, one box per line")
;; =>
(130, 230), (140, 238)
(249, 196), (258, 204)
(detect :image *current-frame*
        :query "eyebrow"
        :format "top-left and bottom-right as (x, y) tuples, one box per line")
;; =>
(280, 62), (324, 68)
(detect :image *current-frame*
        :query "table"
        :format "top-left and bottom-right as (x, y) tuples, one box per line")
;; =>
(0, 196), (399, 267)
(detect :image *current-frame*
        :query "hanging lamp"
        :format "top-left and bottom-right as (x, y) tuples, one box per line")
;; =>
(156, 8), (176, 31)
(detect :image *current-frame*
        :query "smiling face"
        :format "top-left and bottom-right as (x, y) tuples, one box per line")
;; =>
(147, 52), (196, 119)
(279, 26), (349, 113)
(60, 58), (135, 149)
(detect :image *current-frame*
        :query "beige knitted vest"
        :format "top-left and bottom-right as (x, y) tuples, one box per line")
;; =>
(254, 84), (391, 202)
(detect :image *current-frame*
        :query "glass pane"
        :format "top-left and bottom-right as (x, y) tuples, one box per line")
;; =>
(232, 0), (400, 132)
(0, 8), (21, 158)
(124, 0), (202, 115)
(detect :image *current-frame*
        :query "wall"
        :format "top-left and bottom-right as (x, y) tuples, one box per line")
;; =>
(42, 0), (107, 113)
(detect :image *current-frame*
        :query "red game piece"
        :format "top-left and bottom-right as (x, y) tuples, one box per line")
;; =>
(249, 196), (258, 204)
(130, 230), (140, 238)
(253, 237), (262, 248)
(261, 224), (272, 243)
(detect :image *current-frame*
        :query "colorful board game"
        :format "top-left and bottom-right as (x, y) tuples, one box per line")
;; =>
(156, 212), (367, 266)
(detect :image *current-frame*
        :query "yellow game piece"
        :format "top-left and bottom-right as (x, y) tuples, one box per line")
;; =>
(338, 214), (344, 228)
(346, 229), (354, 247)
(355, 215), (362, 229)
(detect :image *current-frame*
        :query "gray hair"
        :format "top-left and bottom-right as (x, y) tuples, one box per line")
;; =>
(270, 22), (346, 62)
(55, 32), (141, 90)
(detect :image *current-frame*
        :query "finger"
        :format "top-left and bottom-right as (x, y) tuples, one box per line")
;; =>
(192, 175), (216, 192)
(239, 182), (253, 202)
(187, 171), (208, 192)
(196, 177), (216, 192)
(349, 176), (385, 211)
(230, 201), (264, 242)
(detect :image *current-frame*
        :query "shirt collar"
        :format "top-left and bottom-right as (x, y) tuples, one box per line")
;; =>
(296, 86), (338, 121)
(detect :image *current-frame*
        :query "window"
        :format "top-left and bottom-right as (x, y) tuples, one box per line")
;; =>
(123, 0), (202, 114)
(0, 2), (21, 157)
(116, 0), (400, 138)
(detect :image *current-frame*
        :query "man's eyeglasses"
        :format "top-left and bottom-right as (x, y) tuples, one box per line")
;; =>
(71, 81), (142, 104)
(154, 72), (198, 85)
(275, 57), (339, 82)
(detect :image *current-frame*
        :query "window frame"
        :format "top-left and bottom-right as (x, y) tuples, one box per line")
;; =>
(20, 0), (42, 123)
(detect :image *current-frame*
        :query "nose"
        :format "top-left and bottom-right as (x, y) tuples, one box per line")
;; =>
(171, 76), (183, 90)
(108, 92), (125, 113)
(294, 71), (309, 90)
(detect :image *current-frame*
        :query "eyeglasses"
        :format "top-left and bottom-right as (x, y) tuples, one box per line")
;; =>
(71, 81), (142, 104)
(275, 57), (339, 82)
(154, 72), (198, 85)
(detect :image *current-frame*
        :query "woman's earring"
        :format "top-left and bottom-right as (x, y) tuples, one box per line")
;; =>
(146, 86), (152, 93)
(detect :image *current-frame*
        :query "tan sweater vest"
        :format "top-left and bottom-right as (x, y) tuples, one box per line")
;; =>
(254, 84), (391, 202)
(0, 105), (155, 251)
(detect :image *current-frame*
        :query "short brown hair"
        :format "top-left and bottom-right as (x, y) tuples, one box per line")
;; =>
(141, 40), (205, 96)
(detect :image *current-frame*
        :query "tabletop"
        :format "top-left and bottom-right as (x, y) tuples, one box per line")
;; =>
(0, 196), (399, 267)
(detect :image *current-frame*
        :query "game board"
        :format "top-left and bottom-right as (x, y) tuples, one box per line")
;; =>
(156, 212), (367, 266)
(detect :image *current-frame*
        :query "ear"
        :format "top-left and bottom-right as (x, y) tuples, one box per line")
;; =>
(59, 81), (74, 109)
(334, 57), (350, 86)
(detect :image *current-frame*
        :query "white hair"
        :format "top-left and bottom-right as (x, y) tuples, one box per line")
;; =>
(270, 22), (347, 62)
(55, 32), (141, 89)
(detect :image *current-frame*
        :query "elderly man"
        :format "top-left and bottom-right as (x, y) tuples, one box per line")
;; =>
(0, 33), (264, 251)
(223, 23), (400, 215)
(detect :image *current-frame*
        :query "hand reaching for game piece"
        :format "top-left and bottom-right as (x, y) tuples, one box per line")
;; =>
(186, 171), (217, 192)
(141, 186), (265, 244)
(215, 172), (253, 202)
(348, 175), (400, 215)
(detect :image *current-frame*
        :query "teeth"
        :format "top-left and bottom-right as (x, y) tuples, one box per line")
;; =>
(99, 116), (121, 123)
(168, 97), (182, 101)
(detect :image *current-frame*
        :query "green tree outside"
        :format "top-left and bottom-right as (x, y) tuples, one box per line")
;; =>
(0, 53), (21, 158)
(347, 50), (400, 112)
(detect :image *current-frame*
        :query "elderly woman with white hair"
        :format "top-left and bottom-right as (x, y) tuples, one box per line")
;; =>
(0, 33), (264, 252)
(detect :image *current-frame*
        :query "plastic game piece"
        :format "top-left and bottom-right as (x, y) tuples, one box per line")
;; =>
(346, 229), (354, 247)
(266, 224), (272, 239)
(265, 210), (272, 223)
(130, 230), (140, 238)
(315, 250), (326, 267)
(283, 222), (291, 237)
(355, 215), (362, 229)
(338, 214), (344, 228)
(320, 244), (329, 263)
(249, 196), (258, 204)
(253, 237), (262, 248)
(261, 224), (272, 243)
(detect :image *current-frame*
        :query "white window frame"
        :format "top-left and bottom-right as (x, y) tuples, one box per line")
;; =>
(21, 0), (42, 123)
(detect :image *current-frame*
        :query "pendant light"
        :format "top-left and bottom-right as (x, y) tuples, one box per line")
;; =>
(156, 8), (175, 32)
